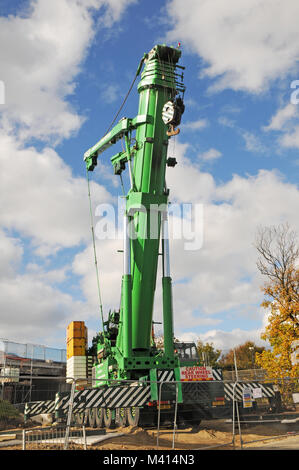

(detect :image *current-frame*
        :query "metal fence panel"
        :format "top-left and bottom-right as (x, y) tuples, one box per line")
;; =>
(22, 425), (87, 450)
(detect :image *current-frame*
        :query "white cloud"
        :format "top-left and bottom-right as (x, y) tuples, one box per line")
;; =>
(0, 227), (88, 343)
(163, 141), (299, 344)
(166, 141), (216, 203)
(167, 313), (269, 352)
(192, 308), (272, 351)
(181, 119), (208, 131)
(263, 103), (297, 132)
(198, 148), (222, 162)
(218, 115), (268, 154)
(0, 130), (115, 343)
(26, 263), (69, 284)
(218, 116), (236, 129)
(1, 0), (298, 352)
(262, 102), (299, 149)
(199, 328), (266, 351)
(101, 84), (121, 104)
(241, 130), (267, 154)
(166, 0), (299, 93)
(0, 0), (136, 346)
(0, 0), (136, 143)
(72, 238), (123, 312)
(280, 126), (299, 148)
(96, 0), (138, 26)
(0, 131), (112, 254)
(0, 270), (87, 343)
(73, 141), (299, 350)
(0, 230), (23, 279)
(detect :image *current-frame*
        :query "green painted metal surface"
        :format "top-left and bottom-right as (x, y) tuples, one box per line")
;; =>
(126, 45), (183, 356)
(84, 44), (186, 381)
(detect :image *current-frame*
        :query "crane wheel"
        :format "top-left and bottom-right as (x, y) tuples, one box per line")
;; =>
(126, 407), (140, 426)
(103, 408), (113, 428)
(88, 408), (97, 428)
(117, 407), (127, 427)
(75, 411), (85, 426)
(95, 407), (104, 428)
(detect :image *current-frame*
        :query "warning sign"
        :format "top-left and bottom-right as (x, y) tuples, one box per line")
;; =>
(180, 366), (214, 381)
(242, 387), (253, 408)
(252, 387), (263, 399)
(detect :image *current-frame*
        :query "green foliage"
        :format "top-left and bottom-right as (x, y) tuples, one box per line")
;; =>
(87, 332), (103, 356)
(218, 341), (265, 370)
(255, 223), (299, 382)
(0, 400), (21, 420)
(196, 340), (222, 367)
(154, 334), (179, 350)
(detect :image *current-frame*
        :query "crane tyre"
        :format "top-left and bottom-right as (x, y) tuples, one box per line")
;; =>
(126, 407), (140, 426)
(117, 407), (127, 427)
(103, 408), (113, 428)
(95, 407), (103, 428)
(75, 411), (84, 426)
(88, 408), (97, 428)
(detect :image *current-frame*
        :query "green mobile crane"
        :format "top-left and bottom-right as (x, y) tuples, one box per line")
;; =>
(85, 44), (185, 381)
(22, 45), (280, 427)
(23, 44), (226, 429)
(79, 44), (226, 428)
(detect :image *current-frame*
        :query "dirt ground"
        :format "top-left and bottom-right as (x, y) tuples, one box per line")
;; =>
(1, 419), (298, 451)
(88, 421), (298, 451)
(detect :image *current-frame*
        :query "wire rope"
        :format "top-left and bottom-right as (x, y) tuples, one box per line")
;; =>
(86, 168), (105, 331)
(85, 61), (144, 331)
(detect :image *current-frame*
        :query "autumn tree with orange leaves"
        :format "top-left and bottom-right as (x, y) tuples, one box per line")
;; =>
(254, 223), (299, 389)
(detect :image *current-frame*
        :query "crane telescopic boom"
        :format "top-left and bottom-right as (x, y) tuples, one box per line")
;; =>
(84, 44), (186, 381)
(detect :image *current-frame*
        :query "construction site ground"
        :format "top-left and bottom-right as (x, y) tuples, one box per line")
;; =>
(0, 418), (299, 451)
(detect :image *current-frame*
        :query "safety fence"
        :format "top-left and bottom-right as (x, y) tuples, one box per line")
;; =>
(156, 378), (299, 450)
(0, 375), (298, 450)
(0, 339), (66, 363)
(22, 424), (87, 450)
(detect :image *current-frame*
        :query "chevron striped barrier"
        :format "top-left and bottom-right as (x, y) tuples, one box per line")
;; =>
(24, 385), (152, 419)
(24, 400), (56, 421)
(66, 384), (152, 413)
(224, 382), (275, 401)
(24, 371), (272, 420)
(23, 368), (227, 419)
(157, 370), (175, 382)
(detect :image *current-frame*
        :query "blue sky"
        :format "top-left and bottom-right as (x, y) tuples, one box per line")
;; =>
(0, 0), (299, 353)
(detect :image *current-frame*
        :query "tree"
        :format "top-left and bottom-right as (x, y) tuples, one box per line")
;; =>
(196, 340), (222, 367)
(254, 223), (299, 382)
(255, 223), (299, 327)
(218, 341), (265, 371)
(153, 333), (179, 350)
(87, 332), (104, 356)
(154, 333), (164, 350)
(154, 336), (222, 367)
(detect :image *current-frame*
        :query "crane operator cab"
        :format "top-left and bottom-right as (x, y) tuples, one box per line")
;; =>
(174, 342), (199, 363)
